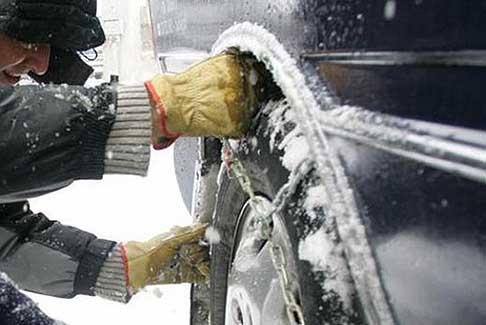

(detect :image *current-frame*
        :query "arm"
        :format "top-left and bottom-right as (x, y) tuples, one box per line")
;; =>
(0, 202), (209, 302)
(0, 201), (116, 298)
(0, 83), (151, 202)
(0, 83), (152, 299)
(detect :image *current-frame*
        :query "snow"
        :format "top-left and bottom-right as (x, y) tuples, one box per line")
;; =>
(263, 99), (355, 313)
(106, 150), (114, 160)
(279, 129), (309, 171)
(304, 185), (329, 221)
(384, 0), (397, 20)
(299, 228), (353, 310)
(151, 287), (164, 299)
(266, 100), (289, 152)
(204, 226), (221, 245)
(265, 100), (311, 171)
(249, 68), (259, 86)
(248, 136), (259, 151)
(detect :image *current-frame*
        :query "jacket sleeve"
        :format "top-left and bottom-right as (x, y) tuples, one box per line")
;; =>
(0, 83), (116, 203)
(0, 201), (117, 298)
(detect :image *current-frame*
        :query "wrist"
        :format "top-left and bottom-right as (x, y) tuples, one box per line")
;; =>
(94, 243), (132, 303)
(104, 84), (151, 175)
(145, 78), (181, 149)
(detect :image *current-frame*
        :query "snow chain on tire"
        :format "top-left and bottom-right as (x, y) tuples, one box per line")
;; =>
(222, 139), (313, 325)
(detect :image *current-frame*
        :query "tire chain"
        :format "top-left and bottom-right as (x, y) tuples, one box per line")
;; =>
(222, 139), (313, 325)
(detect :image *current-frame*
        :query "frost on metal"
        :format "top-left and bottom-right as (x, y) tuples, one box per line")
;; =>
(191, 163), (220, 224)
(191, 140), (221, 224)
(213, 22), (394, 324)
(320, 105), (486, 183)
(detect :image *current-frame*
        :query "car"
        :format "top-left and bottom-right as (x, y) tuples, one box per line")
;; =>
(147, 1), (486, 324)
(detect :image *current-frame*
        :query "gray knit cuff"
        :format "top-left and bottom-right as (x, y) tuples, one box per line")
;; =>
(104, 85), (151, 176)
(94, 244), (131, 303)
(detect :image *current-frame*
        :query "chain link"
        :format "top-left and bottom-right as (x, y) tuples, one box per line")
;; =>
(222, 139), (311, 325)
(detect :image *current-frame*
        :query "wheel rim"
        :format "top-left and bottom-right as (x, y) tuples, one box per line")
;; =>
(225, 196), (301, 325)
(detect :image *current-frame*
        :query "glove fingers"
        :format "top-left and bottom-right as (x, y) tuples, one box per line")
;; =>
(164, 223), (208, 247)
(155, 251), (208, 285)
(196, 261), (210, 278)
(143, 224), (208, 272)
(180, 244), (210, 278)
(146, 223), (207, 248)
(180, 261), (209, 284)
(127, 224), (210, 289)
(180, 244), (209, 264)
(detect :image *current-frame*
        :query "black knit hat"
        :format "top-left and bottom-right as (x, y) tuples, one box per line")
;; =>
(0, 0), (106, 85)
(0, 0), (105, 50)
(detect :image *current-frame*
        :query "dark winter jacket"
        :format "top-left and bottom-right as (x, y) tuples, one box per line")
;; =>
(0, 83), (151, 298)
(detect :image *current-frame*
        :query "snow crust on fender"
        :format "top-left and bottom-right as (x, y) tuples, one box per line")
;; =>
(211, 22), (395, 324)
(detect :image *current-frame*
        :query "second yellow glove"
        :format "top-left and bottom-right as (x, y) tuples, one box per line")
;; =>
(123, 223), (209, 293)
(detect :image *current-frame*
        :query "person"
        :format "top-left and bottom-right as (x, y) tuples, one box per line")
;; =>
(0, 0), (257, 318)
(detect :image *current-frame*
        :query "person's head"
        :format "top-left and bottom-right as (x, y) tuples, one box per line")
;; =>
(0, 0), (105, 85)
(0, 33), (50, 85)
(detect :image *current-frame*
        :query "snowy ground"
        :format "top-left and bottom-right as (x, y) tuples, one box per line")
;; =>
(26, 147), (191, 325)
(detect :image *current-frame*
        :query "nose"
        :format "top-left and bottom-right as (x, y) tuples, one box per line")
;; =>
(25, 45), (51, 75)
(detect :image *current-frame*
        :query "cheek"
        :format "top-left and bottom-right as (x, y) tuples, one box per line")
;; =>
(0, 53), (24, 71)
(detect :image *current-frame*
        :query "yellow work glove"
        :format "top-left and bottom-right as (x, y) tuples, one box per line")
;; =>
(123, 224), (209, 293)
(145, 53), (257, 149)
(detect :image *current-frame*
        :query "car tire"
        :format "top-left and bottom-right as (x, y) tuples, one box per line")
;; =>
(208, 100), (365, 325)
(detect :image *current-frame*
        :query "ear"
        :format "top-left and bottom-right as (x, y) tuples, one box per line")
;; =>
(29, 48), (94, 86)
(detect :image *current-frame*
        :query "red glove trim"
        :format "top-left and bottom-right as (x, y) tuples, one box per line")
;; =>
(120, 244), (130, 288)
(144, 81), (181, 150)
